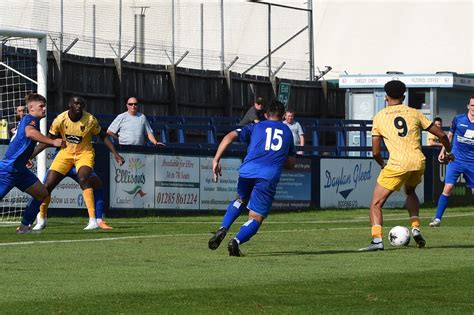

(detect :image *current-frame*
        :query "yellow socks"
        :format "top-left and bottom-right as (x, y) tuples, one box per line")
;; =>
(410, 216), (420, 229)
(39, 195), (51, 219)
(83, 188), (96, 220)
(371, 225), (382, 240)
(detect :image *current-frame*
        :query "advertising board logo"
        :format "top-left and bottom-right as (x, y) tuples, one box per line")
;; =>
(114, 157), (147, 199)
(324, 162), (372, 199)
(77, 194), (84, 207)
(123, 185), (147, 198)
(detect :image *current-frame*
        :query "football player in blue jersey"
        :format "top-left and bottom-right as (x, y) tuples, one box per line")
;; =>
(0, 94), (64, 234)
(430, 96), (474, 227)
(208, 99), (296, 256)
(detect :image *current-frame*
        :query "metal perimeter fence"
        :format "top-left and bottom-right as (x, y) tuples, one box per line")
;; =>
(0, 0), (317, 81)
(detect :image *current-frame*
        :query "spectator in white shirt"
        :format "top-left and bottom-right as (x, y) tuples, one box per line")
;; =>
(107, 97), (164, 146)
(283, 110), (305, 154)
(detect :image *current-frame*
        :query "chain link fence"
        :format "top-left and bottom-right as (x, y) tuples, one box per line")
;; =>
(0, 0), (313, 80)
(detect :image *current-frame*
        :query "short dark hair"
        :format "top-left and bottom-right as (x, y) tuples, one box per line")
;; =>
(266, 99), (285, 118)
(255, 97), (264, 105)
(384, 80), (406, 99)
(68, 96), (85, 106)
(25, 93), (46, 104)
(433, 117), (442, 123)
(469, 96), (474, 102)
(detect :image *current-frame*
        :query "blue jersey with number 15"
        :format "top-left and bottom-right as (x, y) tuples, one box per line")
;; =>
(237, 120), (295, 182)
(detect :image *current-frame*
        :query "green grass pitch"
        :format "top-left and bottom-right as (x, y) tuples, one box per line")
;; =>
(1, 206), (474, 314)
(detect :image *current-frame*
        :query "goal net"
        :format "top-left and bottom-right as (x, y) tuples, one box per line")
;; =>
(0, 27), (47, 222)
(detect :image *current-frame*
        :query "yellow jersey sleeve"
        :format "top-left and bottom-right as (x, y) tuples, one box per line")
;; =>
(417, 111), (433, 130)
(371, 115), (381, 137)
(49, 111), (67, 137)
(90, 116), (101, 136)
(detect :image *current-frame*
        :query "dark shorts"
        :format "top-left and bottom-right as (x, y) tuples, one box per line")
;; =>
(0, 167), (39, 199)
(237, 177), (277, 218)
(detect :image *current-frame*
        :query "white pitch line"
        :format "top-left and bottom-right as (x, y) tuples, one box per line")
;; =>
(1, 211), (473, 228)
(0, 226), (368, 247)
(53, 211), (474, 225)
(2, 211), (474, 247)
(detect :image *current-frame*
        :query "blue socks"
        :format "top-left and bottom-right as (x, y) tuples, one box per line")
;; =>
(221, 199), (246, 229)
(435, 194), (449, 220)
(235, 218), (262, 245)
(22, 198), (42, 226)
(94, 188), (104, 219)
(221, 199), (262, 245)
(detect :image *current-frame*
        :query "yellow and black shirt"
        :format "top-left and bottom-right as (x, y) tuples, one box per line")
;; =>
(372, 104), (432, 171)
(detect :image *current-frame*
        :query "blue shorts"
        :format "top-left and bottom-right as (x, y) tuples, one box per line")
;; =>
(237, 177), (277, 218)
(0, 167), (39, 199)
(445, 161), (474, 188)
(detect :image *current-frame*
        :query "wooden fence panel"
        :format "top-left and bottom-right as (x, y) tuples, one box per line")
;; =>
(44, 53), (344, 120)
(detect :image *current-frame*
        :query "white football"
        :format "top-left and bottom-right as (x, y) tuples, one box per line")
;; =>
(388, 226), (410, 246)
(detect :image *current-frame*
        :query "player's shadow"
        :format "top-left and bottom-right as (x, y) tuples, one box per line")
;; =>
(254, 249), (359, 257)
(422, 244), (474, 250)
(255, 244), (474, 256)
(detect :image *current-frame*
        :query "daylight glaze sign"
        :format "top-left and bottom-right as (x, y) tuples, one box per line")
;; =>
(320, 158), (423, 208)
(110, 152), (155, 208)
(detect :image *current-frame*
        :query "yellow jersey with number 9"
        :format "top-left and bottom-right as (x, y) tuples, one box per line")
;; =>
(372, 104), (432, 171)
(49, 110), (101, 154)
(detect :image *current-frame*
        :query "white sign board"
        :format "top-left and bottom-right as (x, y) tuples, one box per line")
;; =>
(109, 152), (155, 209)
(199, 157), (240, 210)
(339, 75), (454, 88)
(155, 155), (200, 209)
(46, 148), (87, 209)
(0, 145), (86, 209)
(320, 158), (423, 209)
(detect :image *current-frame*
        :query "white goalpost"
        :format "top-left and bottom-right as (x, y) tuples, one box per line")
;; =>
(0, 27), (47, 222)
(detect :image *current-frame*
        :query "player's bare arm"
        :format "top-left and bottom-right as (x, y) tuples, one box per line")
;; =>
(212, 131), (239, 182)
(437, 131), (454, 163)
(29, 132), (63, 160)
(106, 129), (119, 140)
(26, 127), (64, 151)
(371, 135), (385, 168)
(99, 128), (125, 166)
(426, 124), (452, 163)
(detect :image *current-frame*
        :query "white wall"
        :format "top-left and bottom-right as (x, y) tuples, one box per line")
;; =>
(313, 0), (474, 79)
